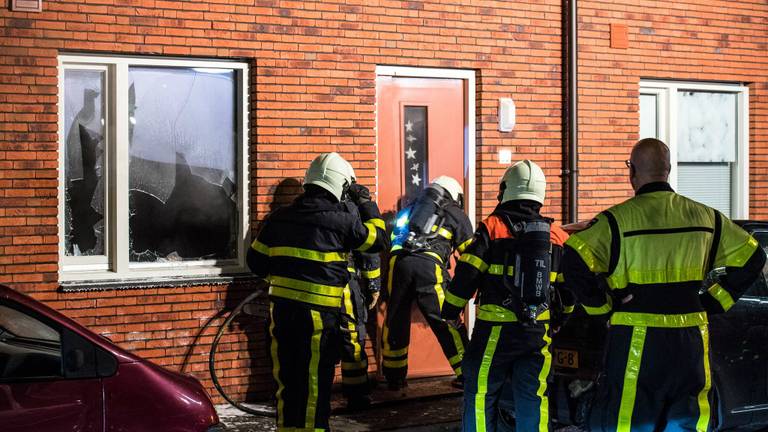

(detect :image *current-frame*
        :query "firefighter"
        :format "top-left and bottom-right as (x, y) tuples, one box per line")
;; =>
(562, 138), (766, 431)
(383, 176), (474, 390)
(339, 250), (380, 409)
(442, 160), (571, 432)
(247, 152), (388, 431)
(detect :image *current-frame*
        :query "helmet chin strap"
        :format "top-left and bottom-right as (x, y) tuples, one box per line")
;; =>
(340, 179), (353, 202)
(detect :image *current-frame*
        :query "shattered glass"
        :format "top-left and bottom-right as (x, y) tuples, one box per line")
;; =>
(64, 70), (106, 257)
(127, 67), (238, 262)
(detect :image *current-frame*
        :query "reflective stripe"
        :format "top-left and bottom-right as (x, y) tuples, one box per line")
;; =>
(565, 234), (601, 273)
(269, 286), (342, 308)
(269, 276), (344, 298)
(342, 286), (362, 361)
(367, 218), (386, 231)
(269, 303), (285, 427)
(487, 264), (514, 276)
(431, 225), (453, 240)
(445, 290), (469, 308)
(696, 324), (712, 432)
(454, 366), (462, 376)
(342, 361), (365, 371)
(549, 272), (557, 283)
(448, 353), (462, 366)
(476, 304), (551, 322)
(459, 253), (489, 272)
(476, 325), (501, 432)
(383, 358), (408, 368)
(536, 324), (552, 432)
(434, 264), (445, 309)
(615, 267), (707, 287)
(447, 325), (465, 375)
(723, 236), (759, 268)
(617, 325), (647, 432)
(611, 311), (708, 328)
(305, 310), (323, 428)
(251, 239), (269, 255)
(383, 346), (408, 357)
(582, 295), (613, 315)
(268, 246), (347, 263)
(361, 268), (381, 279)
(347, 267), (356, 273)
(556, 273), (565, 283)
(424, 251), (444, 263)
(707, 283), (735, 312)
(342, 374), (369, 385)
(457, 238), (473, 254)
(356, 221), (378, 251)
(563, 304), (575, 314)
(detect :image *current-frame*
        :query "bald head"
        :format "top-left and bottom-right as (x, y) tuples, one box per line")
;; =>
(628, 138), (671, 191)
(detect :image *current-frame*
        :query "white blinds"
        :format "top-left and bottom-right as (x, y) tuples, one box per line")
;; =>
(677, 163), (731, 217)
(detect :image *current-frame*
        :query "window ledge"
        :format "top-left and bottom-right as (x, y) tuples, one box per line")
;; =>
(59, 273), (264, 293)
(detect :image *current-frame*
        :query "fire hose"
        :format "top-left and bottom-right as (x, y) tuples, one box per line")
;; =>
(209, 286), (276, 417)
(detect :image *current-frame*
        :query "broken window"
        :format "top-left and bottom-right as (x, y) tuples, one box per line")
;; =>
(128, 67), (237, 262)
(59, 56), (249, 281)
(63, 69), (106, 257)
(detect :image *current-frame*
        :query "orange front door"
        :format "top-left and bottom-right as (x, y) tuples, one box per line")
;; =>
(376, 76), (466, 378)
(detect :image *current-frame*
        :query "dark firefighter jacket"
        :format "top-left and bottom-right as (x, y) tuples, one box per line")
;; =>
(247, 188), (388, 311)
(562, 182), (766, 324)
(442, 200), (572, 323)
(390, 201), (474, 265)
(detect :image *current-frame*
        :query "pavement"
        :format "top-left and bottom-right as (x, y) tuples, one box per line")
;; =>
(215, 377), (583, 431)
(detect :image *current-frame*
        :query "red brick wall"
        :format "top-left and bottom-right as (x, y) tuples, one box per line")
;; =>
(1, 0), (767, 404)
(577, 1), (768, 219)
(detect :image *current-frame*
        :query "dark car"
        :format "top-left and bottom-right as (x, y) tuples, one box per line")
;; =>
(0, 285), (223, 432)
(552, 221), (768, 431)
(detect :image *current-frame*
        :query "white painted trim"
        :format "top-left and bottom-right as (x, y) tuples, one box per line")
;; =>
(58, 55), (250, 282)
(375, 65), (477, 333)
(640, 80), (749, 218)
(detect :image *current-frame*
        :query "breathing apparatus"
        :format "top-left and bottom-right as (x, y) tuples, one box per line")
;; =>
(497, 160), (553, 324)
(392, 177), (462, 253)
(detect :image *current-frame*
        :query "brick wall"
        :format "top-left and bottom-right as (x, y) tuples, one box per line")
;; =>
(577, 0), (768, 218)
(1, 0), (767, 404)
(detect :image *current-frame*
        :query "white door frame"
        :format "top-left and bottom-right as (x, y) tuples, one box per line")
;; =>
(375, 65), (477, 332)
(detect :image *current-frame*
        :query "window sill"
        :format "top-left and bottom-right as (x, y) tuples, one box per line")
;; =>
(59, 273), (263, 293)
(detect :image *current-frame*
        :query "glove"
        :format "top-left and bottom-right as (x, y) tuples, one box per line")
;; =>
(366, 291), (380, 310)
(347, 183), (371, 205)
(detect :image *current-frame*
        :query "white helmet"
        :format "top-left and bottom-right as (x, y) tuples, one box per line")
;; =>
(303, 152), (356, 202)
(500, 160), (546, 204)
(430, 175), (463, 203)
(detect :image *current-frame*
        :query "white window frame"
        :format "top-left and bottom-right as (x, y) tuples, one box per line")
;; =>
(640, 80), (749, 219)
(58, 54), (250, 282)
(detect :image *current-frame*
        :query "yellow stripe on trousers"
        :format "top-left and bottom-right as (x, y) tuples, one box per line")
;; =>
(269, 303), (285, 427)
(536, 324), (552, 432)
(475, 325), (501, 432)
(305, 310), (323, 429)
(617, 326), (647, 432)
(342, 286), (362, 361)
(696, 324), (712, 432)
(382, 256), (397, 361)
(432, 263), (465, 375)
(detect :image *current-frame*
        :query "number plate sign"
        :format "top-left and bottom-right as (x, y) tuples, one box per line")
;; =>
(553, 348), (579, 368)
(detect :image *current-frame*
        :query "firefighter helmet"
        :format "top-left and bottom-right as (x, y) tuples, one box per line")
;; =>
(500, 160), (546, 204)
(430, 175), (463, 203)
(303, 152), (356, 202)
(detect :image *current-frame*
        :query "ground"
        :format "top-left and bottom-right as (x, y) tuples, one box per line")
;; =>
(214, 377), (582, 431)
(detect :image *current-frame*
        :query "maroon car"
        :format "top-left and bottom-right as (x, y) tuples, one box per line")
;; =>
(0, 285), (223, 432)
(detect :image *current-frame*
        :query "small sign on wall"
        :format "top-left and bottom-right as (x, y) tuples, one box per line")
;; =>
(11, 0), (42, 12)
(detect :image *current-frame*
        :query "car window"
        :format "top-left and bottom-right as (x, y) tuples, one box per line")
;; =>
(745, 230), (768, 297)
(0, 305), (60, 342)
(0, 303), (62, 381)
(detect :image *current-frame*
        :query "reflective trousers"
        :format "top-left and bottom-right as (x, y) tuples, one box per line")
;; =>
(589, 324), (712, 432)
(383, 254), (468, 382)
(340, 279), (370, 398)
(462, 320), (552, 432)
(269, 300), (340, 431)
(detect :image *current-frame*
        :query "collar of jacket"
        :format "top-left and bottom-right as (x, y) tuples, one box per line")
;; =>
(492, 199), (542, 221)
(636, 181), (674, 196)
